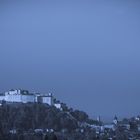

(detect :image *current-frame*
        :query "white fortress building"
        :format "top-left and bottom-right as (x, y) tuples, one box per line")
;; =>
(5, 89), (35, 103)
(0, 89), (62, 109)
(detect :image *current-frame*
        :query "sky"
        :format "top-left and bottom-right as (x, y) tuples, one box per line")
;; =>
(0, 0), (140, 120)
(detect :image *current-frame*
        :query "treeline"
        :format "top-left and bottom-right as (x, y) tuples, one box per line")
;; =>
(0, 103), (77, 131)
(0, 102), (98, 140)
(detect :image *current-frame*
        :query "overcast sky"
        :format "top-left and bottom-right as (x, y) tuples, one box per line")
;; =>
(0, 0), (140, 119)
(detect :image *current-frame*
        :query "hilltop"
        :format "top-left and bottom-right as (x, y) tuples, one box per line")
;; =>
(0, 101), (99, 140)
(0, 90), (140, 139)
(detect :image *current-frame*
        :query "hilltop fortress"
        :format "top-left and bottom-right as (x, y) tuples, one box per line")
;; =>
(0, 89), (61, 109)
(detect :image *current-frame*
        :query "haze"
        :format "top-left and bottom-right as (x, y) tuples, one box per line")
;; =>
(0, 0), (140, 119)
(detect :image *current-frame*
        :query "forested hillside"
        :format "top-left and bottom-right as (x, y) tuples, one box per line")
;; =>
(0, 102), (98, 140)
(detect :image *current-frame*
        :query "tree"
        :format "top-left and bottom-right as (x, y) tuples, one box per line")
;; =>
(71, 110), (89, 122)
(49, 133), (57, 140)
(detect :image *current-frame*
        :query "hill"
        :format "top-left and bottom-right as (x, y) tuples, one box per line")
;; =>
(0, 102), (98, 140)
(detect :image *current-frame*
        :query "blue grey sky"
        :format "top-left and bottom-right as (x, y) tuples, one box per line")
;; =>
(0, 0), (140, 119)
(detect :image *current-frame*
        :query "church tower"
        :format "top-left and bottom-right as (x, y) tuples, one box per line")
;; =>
(113, 115), (118, 125)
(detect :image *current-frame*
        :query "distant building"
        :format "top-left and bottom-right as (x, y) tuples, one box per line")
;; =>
(35, 93), (54, 106)
(135, 116), (140, 121)
(138, 125), (140, 131)
(0, 94), (5, 101)
(97, 116), (101, 122)
(5, 89), (35, 103)
(54, 103), (62, 110)
(119, 123), (130, 130)
(104, 124), (115, 130)
(0, 89), (61, 109)
(113, 115), (118, 125)
(41, 93), (54, 105)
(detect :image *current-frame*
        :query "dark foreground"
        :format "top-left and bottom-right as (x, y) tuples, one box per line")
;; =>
(0, 102), (140, 140)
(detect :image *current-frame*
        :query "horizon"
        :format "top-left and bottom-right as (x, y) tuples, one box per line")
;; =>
(0, 0), (140, 118)
(0, 88), (135, 122)
(0, 88), (139, 121)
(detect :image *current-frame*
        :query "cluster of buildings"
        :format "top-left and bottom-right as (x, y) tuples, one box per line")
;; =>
(0, 89), (62, 109)
(88, 116), (140, 139)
